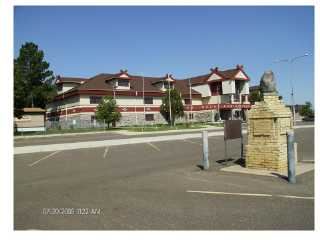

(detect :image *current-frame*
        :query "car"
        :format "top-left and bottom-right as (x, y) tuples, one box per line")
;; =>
(302, 115), (314, 121)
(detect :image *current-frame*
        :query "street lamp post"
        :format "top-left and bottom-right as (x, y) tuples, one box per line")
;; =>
(168, 81), (172, 127)
(273, 53), (310, 125)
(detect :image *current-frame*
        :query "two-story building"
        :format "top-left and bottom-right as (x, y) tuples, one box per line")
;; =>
(46, 65), (251, 128)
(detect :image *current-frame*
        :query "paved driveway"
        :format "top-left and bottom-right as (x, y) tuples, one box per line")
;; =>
(14, 128), (314, 230)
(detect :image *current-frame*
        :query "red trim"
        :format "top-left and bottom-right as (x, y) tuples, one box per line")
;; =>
(53, 89), (202, 101)
(46, 104), (251, 117)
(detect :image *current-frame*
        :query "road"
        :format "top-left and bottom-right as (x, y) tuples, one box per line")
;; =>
(14, 126), (314, 230)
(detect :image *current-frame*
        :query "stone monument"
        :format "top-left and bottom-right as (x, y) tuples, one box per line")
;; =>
(245, 71), (293, 173)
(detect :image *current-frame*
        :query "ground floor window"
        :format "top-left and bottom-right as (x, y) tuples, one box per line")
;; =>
(188, 113), (194, 119)
(91, 115), (96, 123)
(145, 114), (154, 121)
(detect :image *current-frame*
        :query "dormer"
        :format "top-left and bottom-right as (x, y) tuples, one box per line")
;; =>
(207, 67), (224, 82)
(55, 76), (87, 94)
(234, 64), (250, 80)
(152, 73), (176, 91)
(105, 69), (132, 90)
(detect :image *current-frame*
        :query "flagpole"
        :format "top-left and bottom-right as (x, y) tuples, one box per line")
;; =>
(142, 73), (145, 129)
(135, 91), (138, 125)
(188, 78), (192, 123)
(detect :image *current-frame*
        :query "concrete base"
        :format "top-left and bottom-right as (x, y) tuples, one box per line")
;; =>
(221, 162), (314, 178)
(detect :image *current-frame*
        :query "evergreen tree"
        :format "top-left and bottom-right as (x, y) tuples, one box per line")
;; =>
(14, 42), (56, 117)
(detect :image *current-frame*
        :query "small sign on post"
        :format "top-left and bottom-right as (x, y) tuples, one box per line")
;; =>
(224, 120), (243, 161)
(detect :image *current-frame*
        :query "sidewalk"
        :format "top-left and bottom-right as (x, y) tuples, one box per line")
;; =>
(14, 125), (223, 139)
(14, 124), (313, 155)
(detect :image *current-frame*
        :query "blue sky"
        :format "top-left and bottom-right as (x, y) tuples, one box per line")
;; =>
(14, 6), (314, 105)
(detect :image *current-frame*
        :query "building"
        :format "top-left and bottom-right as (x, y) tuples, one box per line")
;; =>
(14, 108), (46, 132)
(46, 65), (251, 128)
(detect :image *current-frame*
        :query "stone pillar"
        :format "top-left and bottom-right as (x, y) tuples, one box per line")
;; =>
(245, 94), (293, 173)
(245, 71), (293, 174)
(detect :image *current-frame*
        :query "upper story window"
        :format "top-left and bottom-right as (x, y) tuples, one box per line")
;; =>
(57, 84), (63, 92)
(210, 82), (222, 96)
(163, 82), (174, 90)
(90, 96), (102, 104)
(144, 97), (153, 104)
(184, 99), (192, 105)
(117, 79), (129, 87)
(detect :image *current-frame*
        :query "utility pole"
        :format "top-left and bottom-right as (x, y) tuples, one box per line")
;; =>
(168, 80), (172, 126)
(273, 53), (310, 125)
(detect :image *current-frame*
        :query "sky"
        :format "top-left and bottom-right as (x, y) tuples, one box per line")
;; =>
(14, 6), (314, 105)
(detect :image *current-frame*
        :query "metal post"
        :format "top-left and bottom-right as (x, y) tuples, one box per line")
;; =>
(202, 130), (209, 170)
(240, 123), (244, 159)
(168, 82), (172, 126)
(224, 137), (227, 162)
(287, 131), (296, 183)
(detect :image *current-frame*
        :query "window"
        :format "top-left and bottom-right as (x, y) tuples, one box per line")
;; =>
(91, 115), (96, 123)
(144, 97), (153, 104)
(210, 82), (222, 95)
(188, 113), (194, 119)
(57, 84), (63, 92)
(184, 99), (192, 105)
(90, 96), (102, 104)
(145, 114), (154, 121)
(118, 79), (129, 87)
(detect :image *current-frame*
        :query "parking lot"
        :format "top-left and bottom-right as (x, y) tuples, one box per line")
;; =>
(14, 127), (314, 230)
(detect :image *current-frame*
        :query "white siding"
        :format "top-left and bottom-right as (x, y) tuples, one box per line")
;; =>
(57, 83), (79, 94)
(206, 95), (221, 104)
(222, 80), (235, 94)
(191, 99), (202, 105)
(241, 82), (249, 94)
(192, 84), (211, 97)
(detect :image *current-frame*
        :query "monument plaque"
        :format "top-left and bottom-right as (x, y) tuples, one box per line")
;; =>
(245, 71), (293, 173)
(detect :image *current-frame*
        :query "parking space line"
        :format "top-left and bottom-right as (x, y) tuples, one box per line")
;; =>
(28, 151), (61, 167)
(146, 142), (160, 152)
(183, 139), (202, 146)
(187, 190), (272, 197)
(186, 190), (314, 200)
(277, 195), (314, 200)
(103, 147), (109, 159)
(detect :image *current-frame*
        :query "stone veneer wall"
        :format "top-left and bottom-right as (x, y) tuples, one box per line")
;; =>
(245, 95), (293, 173)
(46, 110), (215, 129)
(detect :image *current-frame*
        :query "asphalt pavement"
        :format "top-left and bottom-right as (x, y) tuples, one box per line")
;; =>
(14, 126), (314, 230)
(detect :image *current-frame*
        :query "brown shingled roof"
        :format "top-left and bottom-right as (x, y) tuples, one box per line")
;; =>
(54, 65), (249, 100)
(56, 76), (88, 84)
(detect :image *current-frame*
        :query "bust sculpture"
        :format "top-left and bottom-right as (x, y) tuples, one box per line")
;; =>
(260, 70), (277, 94)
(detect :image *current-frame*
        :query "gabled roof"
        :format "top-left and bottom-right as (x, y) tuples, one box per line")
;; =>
(189, 65), (250, 85)
(53, 65), (250, 100)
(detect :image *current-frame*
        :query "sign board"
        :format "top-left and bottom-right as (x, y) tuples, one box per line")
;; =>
(224, 120), (242, 140)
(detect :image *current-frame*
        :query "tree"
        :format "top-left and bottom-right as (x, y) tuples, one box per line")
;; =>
(95, 96), (121, 128)
(299, 101), (314, 117)
(160, 88), (184, 126)
(249, 90), (262, 104)
(14, 42), (56, 117)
